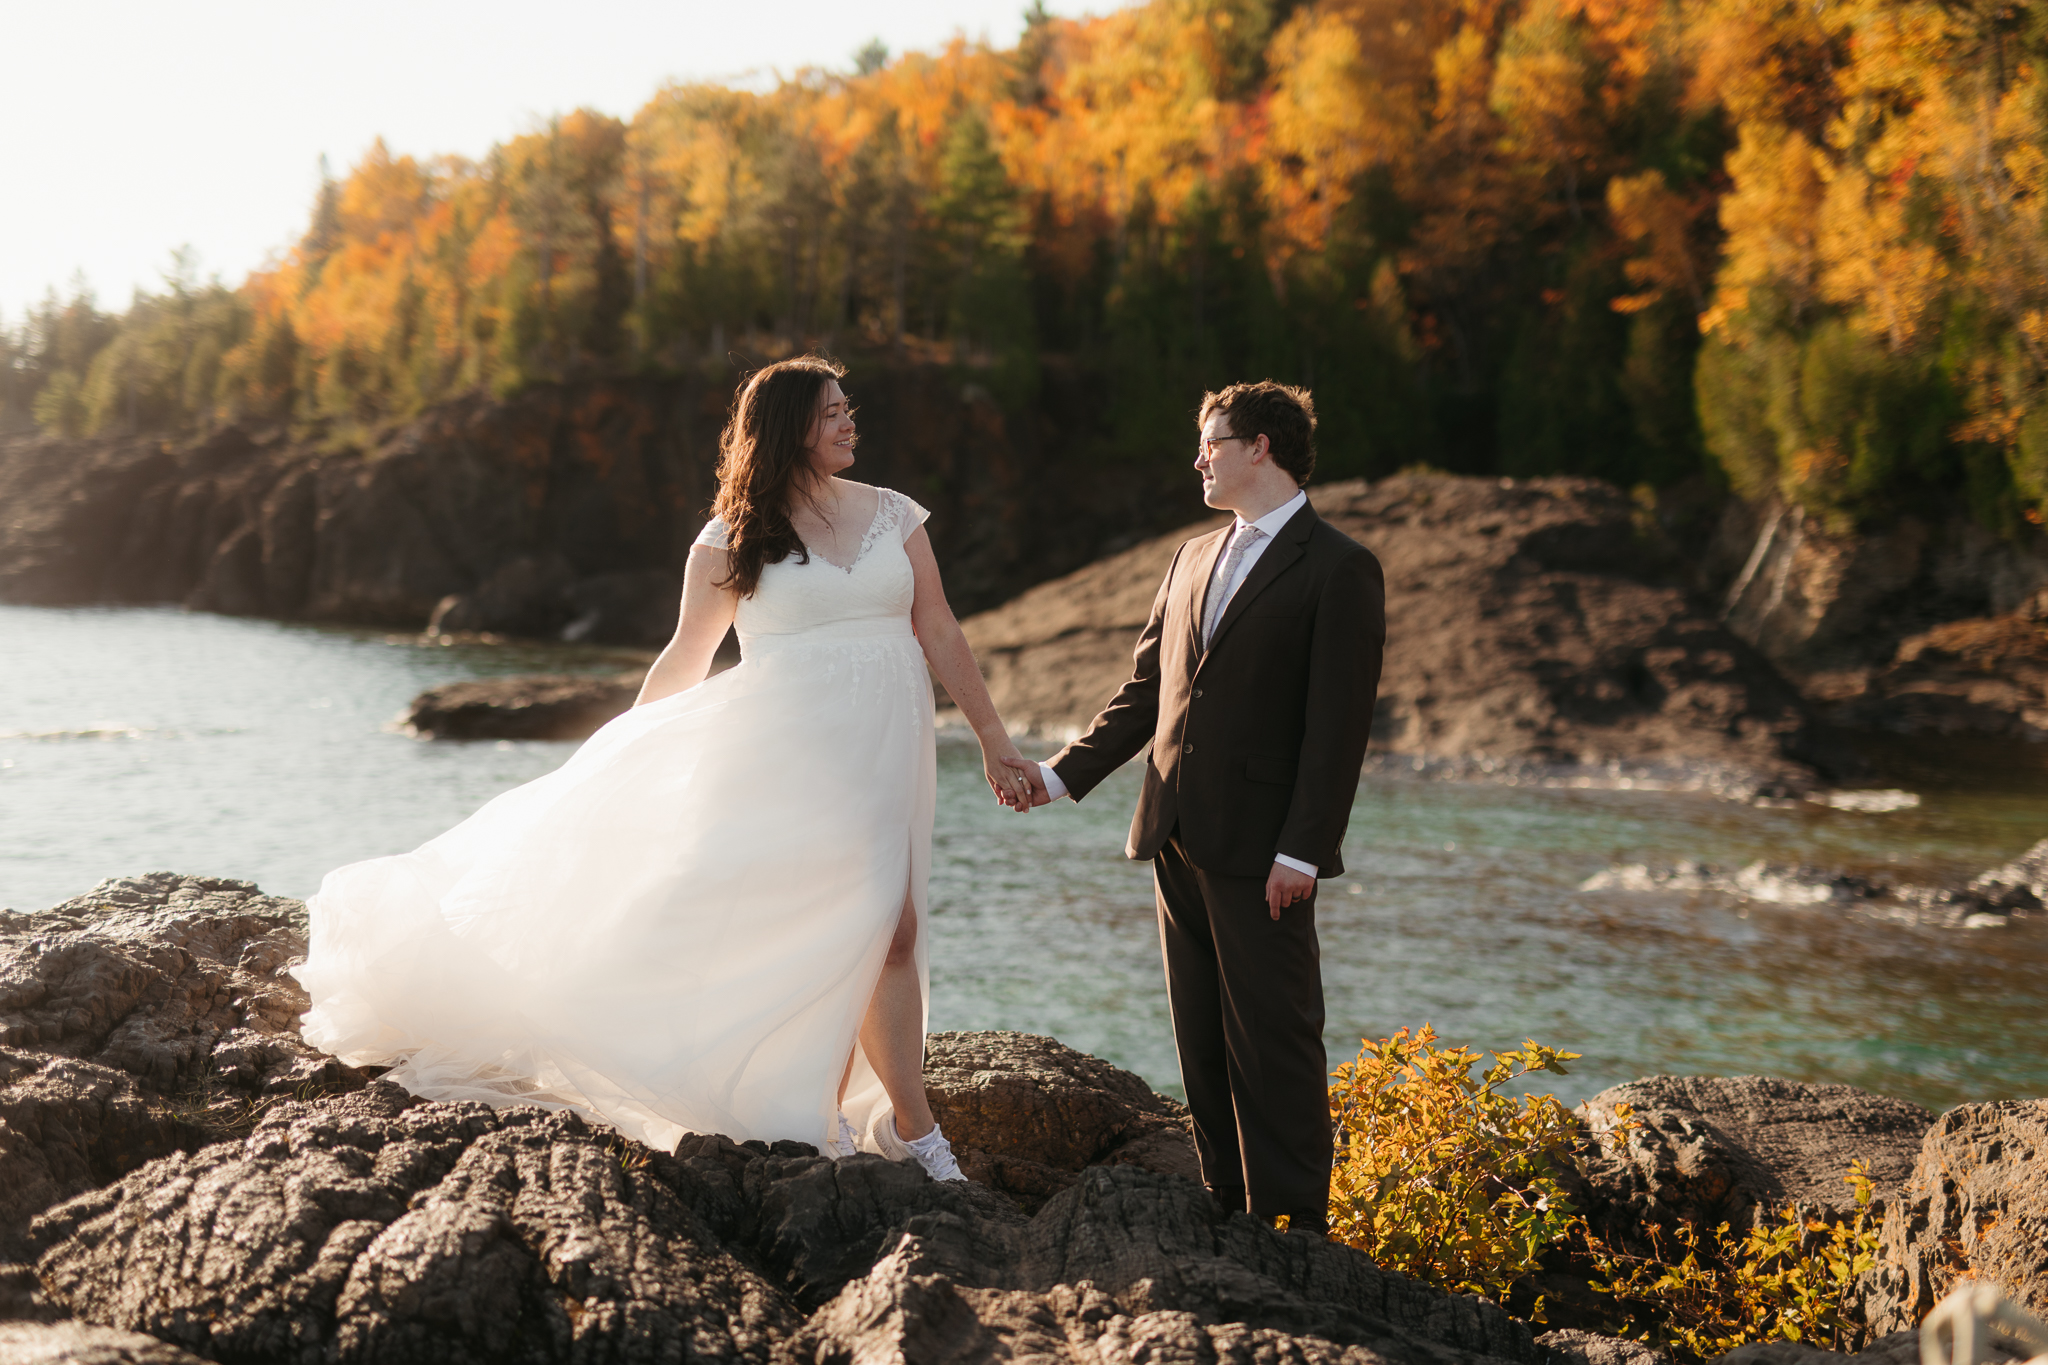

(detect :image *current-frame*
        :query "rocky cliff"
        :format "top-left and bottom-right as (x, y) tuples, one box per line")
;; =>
(0, 367), (1205, 639)
(962, 475), (1843, 793)
(1713, 501), (2048, 746)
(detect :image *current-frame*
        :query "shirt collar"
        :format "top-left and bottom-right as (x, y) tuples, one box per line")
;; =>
(1236, 488), (1308, 539)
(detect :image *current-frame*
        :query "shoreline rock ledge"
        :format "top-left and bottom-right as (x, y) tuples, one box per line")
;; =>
(0, 873), (1543, 1365)
(4, 874), (2046, 1364)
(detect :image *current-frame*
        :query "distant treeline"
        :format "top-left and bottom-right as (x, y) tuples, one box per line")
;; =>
(2, 0), (2040, 531)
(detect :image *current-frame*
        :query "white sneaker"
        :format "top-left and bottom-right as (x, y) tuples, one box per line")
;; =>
(875, 1118), (966, 1181)
(825, 1110), (861, 1159)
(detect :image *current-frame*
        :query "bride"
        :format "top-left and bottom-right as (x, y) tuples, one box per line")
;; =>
(294, 355), (1035, 1180)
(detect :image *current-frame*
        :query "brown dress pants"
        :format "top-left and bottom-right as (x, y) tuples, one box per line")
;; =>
(1153, 830), (1331, 1232)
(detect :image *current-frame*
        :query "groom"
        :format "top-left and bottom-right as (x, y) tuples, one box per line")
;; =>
(1008, 381), (1384, 1235)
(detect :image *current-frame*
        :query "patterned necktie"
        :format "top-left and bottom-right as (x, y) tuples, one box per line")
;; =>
(1201, 524), (1266, 649)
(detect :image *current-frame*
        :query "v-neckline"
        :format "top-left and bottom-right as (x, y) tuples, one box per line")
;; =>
(800, 486), (882, 574)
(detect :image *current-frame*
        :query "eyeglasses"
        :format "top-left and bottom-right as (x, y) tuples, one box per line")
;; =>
(1197, 434), (1250, 457)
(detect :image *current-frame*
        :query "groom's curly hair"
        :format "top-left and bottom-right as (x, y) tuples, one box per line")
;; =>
(1198, 381), (1316, 486)
(711, 356), (850, 598)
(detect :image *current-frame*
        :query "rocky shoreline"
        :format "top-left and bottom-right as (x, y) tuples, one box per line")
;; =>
(0, 872), (2042, 1364)
(11, 378), (2048, 790)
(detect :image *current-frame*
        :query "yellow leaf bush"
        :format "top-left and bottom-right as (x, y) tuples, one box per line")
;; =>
(1326, 1028), (1886, 1362)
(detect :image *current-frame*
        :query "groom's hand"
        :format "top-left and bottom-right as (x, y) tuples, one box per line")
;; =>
(999, 755), (1052, 808)
(1265, 862), (1315, 919)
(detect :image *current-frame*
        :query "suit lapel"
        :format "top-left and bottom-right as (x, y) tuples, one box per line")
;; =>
(1203, 501), (1315, 655)
(1184, 526), (1231, 659)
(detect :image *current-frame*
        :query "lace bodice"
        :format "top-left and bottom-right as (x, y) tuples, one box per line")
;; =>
(695, 486), (929, 643)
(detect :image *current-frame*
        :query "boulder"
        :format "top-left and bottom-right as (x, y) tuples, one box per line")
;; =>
(963, 475), (1838, 792)
(1573, 1076), (1932, 1248)
(923, 1030), (1201, 1209)
(1862, 1100), (2048, 1335)
(401, 673), (647, 741)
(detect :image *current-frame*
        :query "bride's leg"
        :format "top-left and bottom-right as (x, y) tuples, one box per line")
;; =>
(857, 892), (937, 1140)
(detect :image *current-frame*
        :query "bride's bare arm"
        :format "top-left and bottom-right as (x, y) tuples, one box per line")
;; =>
(905, 527), (1033, 810)
(635, 545), (740, 706)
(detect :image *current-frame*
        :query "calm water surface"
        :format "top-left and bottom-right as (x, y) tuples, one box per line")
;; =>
(4, 603), (2045, 1111)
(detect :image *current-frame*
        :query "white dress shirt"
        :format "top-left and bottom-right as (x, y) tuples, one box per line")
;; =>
(1039, 489), (1318, 878)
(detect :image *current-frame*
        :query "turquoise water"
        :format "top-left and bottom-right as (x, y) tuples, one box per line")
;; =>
(3, 603), (2045, 1111)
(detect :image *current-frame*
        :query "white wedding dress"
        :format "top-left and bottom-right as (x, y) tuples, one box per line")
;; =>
(295, 487), (936, 1153)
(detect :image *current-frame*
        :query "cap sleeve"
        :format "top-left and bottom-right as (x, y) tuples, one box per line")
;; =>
(893, 491), (929, 543)
(693, 516), (731, 550)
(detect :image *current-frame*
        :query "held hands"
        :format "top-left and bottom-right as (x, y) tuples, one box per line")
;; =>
(1265, 862), (1315, 919)
(998, 754), (1052, 808)
(982, 740), (1040, 813)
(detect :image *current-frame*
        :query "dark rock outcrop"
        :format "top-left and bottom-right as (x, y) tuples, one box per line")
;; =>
(1862, 1100), (2048, 1335)
(402, 673), (647, 741)
(1, 872), (1549, 1365)
(1573, 1076), (1932, 1248)
(964, 475), (1839, 792)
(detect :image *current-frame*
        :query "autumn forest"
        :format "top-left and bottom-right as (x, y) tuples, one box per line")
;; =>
(3, 0), (2042, 533)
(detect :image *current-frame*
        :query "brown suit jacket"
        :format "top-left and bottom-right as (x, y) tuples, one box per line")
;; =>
(1049, 499), (1386, 878)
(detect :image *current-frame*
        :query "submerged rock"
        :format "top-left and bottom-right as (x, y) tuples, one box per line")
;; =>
(401, 672), (646, 741)
(963, 474), (1837, 794)
(1573, 1075), (1932, 1247)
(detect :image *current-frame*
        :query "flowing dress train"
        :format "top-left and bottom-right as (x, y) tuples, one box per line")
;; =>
(294, 487), (936, 1153)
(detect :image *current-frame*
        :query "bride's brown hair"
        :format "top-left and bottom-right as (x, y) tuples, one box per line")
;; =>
(710, 356), (850, 598)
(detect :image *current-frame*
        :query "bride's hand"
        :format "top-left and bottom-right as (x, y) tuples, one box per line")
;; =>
(982, 738), (1035, 812)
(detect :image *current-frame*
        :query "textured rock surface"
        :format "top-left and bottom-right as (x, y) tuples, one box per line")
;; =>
(1574, 1076), (1932, 1245)
(1862, 1100), (2048, 1335)
(924, 1029), (1200, 1209)
(23, 1082), (1540, 1365)
(964, 475), (1837, 789)
(402, 672), (648, 741)
(0, 874), (364, 1260)
(0, 873), (1552, 1365)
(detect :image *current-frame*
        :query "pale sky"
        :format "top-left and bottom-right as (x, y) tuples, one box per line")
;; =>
(2, 0), (1116, 326)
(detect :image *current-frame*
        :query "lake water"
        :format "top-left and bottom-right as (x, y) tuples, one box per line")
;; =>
(4, 603), (2046, 1112)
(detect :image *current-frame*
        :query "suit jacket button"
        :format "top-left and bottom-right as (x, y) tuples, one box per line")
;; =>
(1183, 742), (1194, 754)
(1193, 688), (1203, 699)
